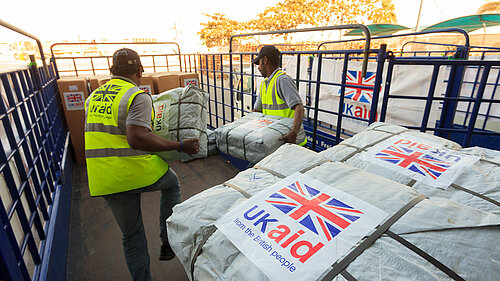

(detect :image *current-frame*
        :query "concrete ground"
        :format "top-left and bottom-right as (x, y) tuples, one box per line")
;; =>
(66, 155), (240, 281)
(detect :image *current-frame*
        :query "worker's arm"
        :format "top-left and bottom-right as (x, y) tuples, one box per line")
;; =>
(253, 93), (262, 112)
(126, 125), (199, 154)
(279, 103), (304, 144)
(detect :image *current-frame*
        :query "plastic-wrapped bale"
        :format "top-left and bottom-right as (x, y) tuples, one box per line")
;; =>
(319, 122), (500, 215)
(214, 112), (306, 163)
(166, 144), (500, 281)
(152, 85), (208, 162)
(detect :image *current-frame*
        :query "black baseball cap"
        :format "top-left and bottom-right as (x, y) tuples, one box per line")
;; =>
(110, 48), (144, 74)
(252, 45), (281, 65)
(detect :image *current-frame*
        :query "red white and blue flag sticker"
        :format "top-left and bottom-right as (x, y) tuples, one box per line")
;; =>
(215, 173), (387, 281)
(363, 135), (479, 188)
(338, 70), (377, 104)
(63, 92), (85, 111)
(266, 181), (363, 241)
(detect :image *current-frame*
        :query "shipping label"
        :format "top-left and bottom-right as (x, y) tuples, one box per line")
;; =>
(63, 92), (85, 111)
(215, 172), (387, 281)
(362, 135), (480, 188)
(183, 78), (198, 87)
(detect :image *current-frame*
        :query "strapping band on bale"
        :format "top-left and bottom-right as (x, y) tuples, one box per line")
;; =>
(190, 182), (251, 280)
(320, 194), (426, 281)
(242, 129), (255, 162)
(170, 101), (208, 110)
(450, 183), (500, 208)
(253, 165), (286, 179)
(168, 127), (208, 135)
(407, 179), (417, 187)
(385, 230), (465, 281)
(340, 270), (357, 281)
(300, 159), (331, 174)
(224, 182), (252, 199)
(190, 225), (218, 281)
(339, 129), (410, 163)
(254, 159), (332, 180)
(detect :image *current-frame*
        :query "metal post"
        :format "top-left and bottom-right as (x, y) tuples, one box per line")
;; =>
(369, 44), (387, 124)
(437, 50), (468, 139)
(311, 53), (323, 151)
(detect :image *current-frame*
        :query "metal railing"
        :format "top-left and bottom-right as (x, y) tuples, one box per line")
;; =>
(187, 27), (499, 151)
(50, 42), (183, 77)
(0, 23), (72, 281)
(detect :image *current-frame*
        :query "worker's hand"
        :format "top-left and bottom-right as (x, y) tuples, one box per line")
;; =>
(182, 138), (200, 154)
(279, 131), (297, 144)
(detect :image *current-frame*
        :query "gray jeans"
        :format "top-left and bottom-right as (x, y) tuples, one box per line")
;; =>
(103, 169), (180, 281)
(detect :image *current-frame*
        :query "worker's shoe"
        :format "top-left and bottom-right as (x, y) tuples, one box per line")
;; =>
(159, 243), (175, 261)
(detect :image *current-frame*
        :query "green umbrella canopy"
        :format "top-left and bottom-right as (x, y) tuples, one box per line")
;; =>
(344, 24), (410, 36)
(420, 14), (500, 33)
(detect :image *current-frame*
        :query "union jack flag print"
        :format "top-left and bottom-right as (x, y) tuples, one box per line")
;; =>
(265, 181), (363, 241)
(375, 145), (452, 180)
(66, 93), (83, 103)
(340, 70), (377, 104)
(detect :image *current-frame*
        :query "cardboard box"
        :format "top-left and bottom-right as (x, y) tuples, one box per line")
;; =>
(151, 72), (180, 94)
(57, 77), (89, 164)
(98, 77), (110, 87)
(139, 75), (155, 95)
(88, 75), (110, 92)
(177, 72), (200, 88)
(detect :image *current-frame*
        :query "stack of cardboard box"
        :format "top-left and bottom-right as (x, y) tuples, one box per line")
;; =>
(56, 72), (200, 164)
(87, 75), (110, 92)
(57, 77), (89, 164)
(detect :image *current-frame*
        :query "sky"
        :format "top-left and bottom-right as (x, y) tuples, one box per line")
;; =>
(0, 0), (494, 52)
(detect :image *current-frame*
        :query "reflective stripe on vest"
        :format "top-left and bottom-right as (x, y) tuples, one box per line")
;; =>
(260, 70), (294, 118)
(260, 70), (307, 146)
(85, 78), (169, 196)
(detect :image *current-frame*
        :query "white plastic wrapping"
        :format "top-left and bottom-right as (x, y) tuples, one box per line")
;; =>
(320, 122), (500, 215)
(167, 143), (500, 281)
(152, 85), (209, 162)
(215, 112), (306, 163)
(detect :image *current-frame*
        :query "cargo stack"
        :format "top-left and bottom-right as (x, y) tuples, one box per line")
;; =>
(87, 75), (110, 93)
(57, 77), (89, 164)
(166, 124), (500, 281)
(151, 72), (180, 94)
(139, 73), (155, 95)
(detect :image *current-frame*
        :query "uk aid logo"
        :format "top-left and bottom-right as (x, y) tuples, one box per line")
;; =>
(264, 180), (363, 244)
(365, 136), (480, 188)
(215, 173), (387, 281)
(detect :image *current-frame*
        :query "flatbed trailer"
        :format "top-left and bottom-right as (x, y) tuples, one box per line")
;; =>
(1, 22), (499, 281)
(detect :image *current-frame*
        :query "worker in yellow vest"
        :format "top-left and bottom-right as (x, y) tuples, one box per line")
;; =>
(252, 45), (307, 146)
(85, 48), (199, 281)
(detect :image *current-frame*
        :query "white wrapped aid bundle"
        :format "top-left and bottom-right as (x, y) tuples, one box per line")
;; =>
(319, 122), (500, 215)
(215, 112), (306, 163)
(167, 144), (500, 281)
(152, 85), (209, 162)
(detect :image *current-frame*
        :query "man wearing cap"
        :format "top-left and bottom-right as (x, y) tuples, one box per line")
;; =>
(85, 48), (199, 281)
(253, 45), (307, 146)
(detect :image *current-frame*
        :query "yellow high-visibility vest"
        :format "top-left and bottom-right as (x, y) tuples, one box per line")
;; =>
(85, 78), (168, 196)
(260, 70), (307, 146)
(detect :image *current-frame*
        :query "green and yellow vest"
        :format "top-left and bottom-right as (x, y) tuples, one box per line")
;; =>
(85, 78), (168, 196)
(260, 70), (307, 146)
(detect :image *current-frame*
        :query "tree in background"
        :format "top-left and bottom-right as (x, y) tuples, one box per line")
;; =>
(198, 13), (241, 48)
(477, 1), (500, 13)
(198, 0), (397, 47)
(368, 0), (397, 24)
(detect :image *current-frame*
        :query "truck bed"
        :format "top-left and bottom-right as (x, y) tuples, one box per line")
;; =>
(66, 155), (240, 281)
